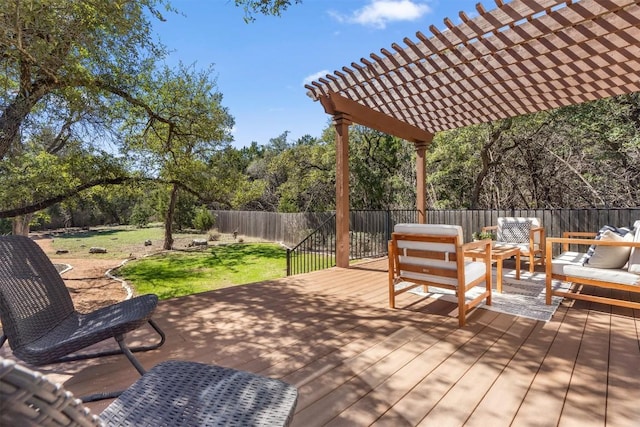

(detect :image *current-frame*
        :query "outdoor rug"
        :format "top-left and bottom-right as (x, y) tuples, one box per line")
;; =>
(404, 269), (570, 322)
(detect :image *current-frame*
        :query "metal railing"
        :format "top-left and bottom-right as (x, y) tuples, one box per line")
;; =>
(349, 210), (419, 259)
(286, 214), (337, 276)
(286, 210), (420, 276)
(267, 207), (640, 276)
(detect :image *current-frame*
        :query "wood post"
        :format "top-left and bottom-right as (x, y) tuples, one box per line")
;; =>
(415, 141), (428, 224)
(334, 114), (351, 268)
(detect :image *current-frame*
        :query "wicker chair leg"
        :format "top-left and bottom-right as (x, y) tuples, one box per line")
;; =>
(116, 334), (146, 375)
(81, 389), (125, 403)
(79, 335), (149, 402)
(129, 319), (166, 353)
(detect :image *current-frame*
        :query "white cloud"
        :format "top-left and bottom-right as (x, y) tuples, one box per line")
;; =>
(331, 0), (431, 29)
(302, 70), (330, 86)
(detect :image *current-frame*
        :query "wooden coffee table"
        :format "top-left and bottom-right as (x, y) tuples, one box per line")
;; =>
(466, 244), (521, 293)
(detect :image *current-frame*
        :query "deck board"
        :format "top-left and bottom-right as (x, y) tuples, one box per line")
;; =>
(558, 296), (610, 427)
(464, 308), (566, 427)
(1, 258), (639, 426)
(421, 315), (537, 427)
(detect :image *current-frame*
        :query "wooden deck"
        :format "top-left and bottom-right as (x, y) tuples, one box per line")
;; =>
(3, 258), (640, 426)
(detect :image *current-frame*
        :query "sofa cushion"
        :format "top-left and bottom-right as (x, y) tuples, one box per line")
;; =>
(553, 251), (640, 286)
(629, 220), (640, 273)
(584, 230), (634, 269)
(583, 225), (632, 266)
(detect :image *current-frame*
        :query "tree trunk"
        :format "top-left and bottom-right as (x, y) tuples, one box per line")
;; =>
(12, 214), (33, 236)
(163, 184), (179, 250)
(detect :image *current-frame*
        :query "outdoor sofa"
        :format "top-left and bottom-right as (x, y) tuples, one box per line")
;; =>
(545, 220), (640, 309)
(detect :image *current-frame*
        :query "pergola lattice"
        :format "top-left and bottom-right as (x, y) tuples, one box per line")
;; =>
(305, 0), (640, 267)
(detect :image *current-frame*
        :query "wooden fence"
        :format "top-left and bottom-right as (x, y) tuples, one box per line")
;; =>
(213, 208), (640, 253)
(213, 211), (334, 247)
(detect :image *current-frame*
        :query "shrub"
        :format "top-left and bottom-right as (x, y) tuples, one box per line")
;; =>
(193, 207), (215, 232)
(130, 203), (154, 227)
(472, 231), (495, 240)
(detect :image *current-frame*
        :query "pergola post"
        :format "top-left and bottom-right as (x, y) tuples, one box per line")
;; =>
(415, 141), (428, 224)
(334, 114), (351, 268)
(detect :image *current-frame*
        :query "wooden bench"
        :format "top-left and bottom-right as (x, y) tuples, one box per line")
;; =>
(545, 224), (640, 309)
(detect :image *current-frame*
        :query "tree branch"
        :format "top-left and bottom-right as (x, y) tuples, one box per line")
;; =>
(0, 176), (214, 218)
(93, 80), (173, 126)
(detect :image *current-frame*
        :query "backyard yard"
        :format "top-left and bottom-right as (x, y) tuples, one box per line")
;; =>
(34, 225), (286, 310)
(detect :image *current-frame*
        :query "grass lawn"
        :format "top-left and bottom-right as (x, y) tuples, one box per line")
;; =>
(50, 225), (208, 260)
(115, 243), (287, 299)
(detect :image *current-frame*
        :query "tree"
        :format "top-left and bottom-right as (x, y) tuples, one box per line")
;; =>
(0, 0), (303, 232)
(425, 94), (640, 209)
(272, 135), (334, 212)
(0, 0), (170, 159)
(120, 63), (234, 249)
(348, 126), (415, 210)
(0, 0), (301, 160)
(0, 133), (132, 232)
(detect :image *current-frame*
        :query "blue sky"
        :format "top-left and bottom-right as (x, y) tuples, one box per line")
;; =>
(155, 0), (482, 147)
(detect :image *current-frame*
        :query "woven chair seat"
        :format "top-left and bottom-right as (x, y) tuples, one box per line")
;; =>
(0, 358), (299, 427)
(101, 360), (298, 426)
(15, 295), (158, 366)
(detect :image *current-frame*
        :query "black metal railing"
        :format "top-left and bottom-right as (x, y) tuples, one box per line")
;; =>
(286, 214), (336, 276)
(349, 209), (419, 259)
(286, 209), (420, 275)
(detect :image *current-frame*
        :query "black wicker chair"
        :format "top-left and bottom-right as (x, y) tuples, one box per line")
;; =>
(0, 235), (165, 400)
(0, 358), (298, 426)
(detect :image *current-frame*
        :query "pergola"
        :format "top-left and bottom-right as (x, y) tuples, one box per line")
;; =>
(305, 0), (640, 267)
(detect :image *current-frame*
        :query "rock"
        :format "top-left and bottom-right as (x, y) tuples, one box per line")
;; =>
(191, 239), (208, 247)
(89, 247), (107, 254)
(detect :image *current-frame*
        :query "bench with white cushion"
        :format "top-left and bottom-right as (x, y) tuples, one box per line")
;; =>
(545, 220), (640, 309)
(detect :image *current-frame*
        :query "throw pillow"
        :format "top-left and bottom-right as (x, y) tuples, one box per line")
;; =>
(499, 221), (531, 243)
(583, 225), (632, 265)
(585, 229), (634, 269)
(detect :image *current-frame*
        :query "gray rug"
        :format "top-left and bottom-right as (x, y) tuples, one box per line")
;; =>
(404, 269), (569, 322)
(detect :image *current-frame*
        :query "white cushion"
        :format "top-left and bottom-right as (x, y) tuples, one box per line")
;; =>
(628, 220), (640, 273)
(552, 251), (640, 286)
(393, 223), (484, 289)
(583, 225), (633, 264)
(394, 223), (462, 238)
(394, 224), (463, 254)
(585, 230), (634, 269)
(400, 260), (486, 288)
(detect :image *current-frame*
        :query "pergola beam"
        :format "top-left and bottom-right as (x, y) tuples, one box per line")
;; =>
(318, 92), (434, 144)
